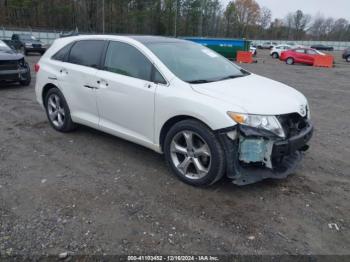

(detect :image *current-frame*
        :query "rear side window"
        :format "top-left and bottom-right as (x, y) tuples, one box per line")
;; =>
(52, 43), (73, 62)
(306, 49), (317, 55)
(68, 40), (105, 68)
(104, 41), (152, 81)
(295, 49), (305, 53)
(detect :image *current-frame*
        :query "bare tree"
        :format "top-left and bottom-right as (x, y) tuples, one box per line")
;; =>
(259, 6), (271, 29)
(235, 0), (260, 37)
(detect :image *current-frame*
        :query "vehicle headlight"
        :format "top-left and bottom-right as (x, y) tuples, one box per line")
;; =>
(25, 43), (32, 47)
(227, 112), (285, 138)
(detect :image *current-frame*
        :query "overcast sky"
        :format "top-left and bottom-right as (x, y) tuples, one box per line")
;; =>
(221, 0), (350, 21)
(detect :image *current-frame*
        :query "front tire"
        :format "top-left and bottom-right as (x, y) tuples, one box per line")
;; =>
(346, 56), (350, 63)
(44, 88), (77, 132)
(286, 57), (294, 65)
(20, 64), (31, 86)
(164, 119), (225, 186)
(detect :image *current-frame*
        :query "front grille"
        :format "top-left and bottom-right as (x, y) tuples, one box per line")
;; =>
(32, 44), (41, 48)
(0, 60), (19, 70)
(277, 113), (309, 138)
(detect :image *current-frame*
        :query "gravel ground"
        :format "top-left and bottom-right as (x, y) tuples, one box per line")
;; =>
(0, 50), (349, 257)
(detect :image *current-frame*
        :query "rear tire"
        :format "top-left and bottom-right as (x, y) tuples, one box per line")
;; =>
(286, 57), (294, 65)
(164, 119), (225, 186)
(44, 88), (77, 132)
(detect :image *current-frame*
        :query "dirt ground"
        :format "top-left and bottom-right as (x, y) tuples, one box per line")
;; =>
(0, 49), (349, 257)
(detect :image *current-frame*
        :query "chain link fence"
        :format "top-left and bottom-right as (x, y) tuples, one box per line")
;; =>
(1, 27), (61, 45)
(2, 26), (350, 51)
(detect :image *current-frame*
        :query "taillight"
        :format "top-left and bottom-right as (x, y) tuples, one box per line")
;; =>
(34, 63), (40, 73)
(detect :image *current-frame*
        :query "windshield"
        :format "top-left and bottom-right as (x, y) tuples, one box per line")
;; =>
(20, 35), (38, 41)
(146, 42), (246, 83)
(0, 41), (11, 52)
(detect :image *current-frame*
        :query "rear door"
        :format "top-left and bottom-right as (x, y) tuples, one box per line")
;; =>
(294, 49), (307, 63)
(305, 49), (318, 65)
(57, 40), (106, 128)
(94, 41), (165, 147)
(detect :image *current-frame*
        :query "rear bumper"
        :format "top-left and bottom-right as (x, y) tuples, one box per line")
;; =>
(217, 122), (313, 185)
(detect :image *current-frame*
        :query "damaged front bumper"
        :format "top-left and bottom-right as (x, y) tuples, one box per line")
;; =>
(217, 121), (313, 185)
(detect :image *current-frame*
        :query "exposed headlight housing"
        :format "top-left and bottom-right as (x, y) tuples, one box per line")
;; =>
(227, 112), (286, 138)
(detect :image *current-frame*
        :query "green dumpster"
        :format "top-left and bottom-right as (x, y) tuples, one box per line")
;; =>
(183, 37), (250, 60)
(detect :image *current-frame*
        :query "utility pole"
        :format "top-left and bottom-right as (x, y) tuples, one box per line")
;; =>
(174, 0), (178, 37)
(102, 0), (105, 34)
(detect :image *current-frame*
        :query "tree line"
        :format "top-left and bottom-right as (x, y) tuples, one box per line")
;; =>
(1, 0), (349, 41)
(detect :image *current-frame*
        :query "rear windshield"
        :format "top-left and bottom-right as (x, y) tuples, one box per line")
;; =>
(20, 35), (38, 41)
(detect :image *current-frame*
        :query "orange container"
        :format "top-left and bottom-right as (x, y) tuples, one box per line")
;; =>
(313, 55), (334, 68)
(236, 51), (253, 64)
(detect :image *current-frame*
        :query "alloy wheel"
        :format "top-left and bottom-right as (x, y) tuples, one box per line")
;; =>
(170, 130), (211, 180)
(286, 58), (294, 65)
(47, 94), (65, 128)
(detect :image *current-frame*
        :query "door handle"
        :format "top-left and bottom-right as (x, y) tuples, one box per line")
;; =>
(84, 85), (96, 89)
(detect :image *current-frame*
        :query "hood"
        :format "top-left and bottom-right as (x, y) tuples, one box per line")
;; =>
(191, 74), (308, 116)
(0, 50), (24, 61)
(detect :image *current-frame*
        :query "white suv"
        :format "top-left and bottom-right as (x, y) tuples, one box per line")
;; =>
(35, 35), (313, 186)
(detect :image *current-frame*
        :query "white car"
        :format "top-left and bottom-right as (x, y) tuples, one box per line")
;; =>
(249, 46), (257, 56)
(270, 44), (292, 58)
(35, 35), (313, 186)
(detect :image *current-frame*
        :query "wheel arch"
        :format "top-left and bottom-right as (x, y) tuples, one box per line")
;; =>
(159, 115), (212, 152)
(42, 83), (59, 106)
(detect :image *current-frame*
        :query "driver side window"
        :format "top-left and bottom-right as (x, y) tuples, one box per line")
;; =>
(104, 41), (153, 81)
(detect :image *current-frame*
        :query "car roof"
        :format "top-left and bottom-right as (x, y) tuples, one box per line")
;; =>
(127, 35), (187, 44)
(56, 34), (189, 46)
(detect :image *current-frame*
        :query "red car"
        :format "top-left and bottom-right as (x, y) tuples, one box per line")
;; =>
(280, 48), (325, 65)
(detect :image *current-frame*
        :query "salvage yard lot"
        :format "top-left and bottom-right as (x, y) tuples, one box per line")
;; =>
(0, 50), (349, 255)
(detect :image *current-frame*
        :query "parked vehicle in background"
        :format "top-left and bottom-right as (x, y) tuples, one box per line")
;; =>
(270, 44), (292, 58)
(250, 46), (257, 56)
(0, 40), (31, 86)
(280, 48), (325, 65)
(257, 42), (278, 49)
(342, 47), (350, 62)
(10, 34), (47, 55)
(59, 30), (79, 38)
(310, 44), (334, 51)
(35, 35), (313, 186)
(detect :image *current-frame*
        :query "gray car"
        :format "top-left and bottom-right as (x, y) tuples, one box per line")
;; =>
(0, 40), (31, 86)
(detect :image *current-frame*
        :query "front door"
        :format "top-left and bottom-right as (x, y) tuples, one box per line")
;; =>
(95, 41), (157, 147)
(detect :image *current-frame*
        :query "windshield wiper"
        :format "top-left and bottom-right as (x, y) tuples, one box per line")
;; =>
(215, 74), (246, 81)
(187, 79), (212, 84)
